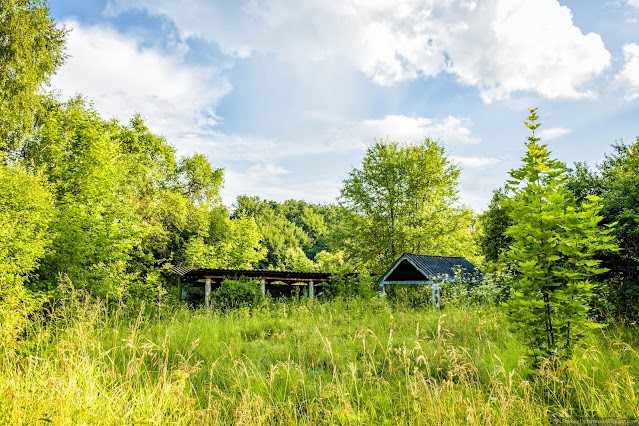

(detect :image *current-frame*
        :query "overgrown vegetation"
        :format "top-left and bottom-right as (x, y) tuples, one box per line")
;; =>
(503, 109), (618, 362)
(1, 293), (637, 424)
(1, 2), (639, 424)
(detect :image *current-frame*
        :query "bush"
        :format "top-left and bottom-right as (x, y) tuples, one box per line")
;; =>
(211, 278), (264, 310)
(324, 273), (378, 299)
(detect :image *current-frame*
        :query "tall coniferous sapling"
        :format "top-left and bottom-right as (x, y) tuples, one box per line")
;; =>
(504, 109), (617, 363)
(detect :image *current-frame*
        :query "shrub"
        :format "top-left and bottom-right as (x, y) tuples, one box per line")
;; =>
(324, 273), (378, 299)
(211, 278), (264, 310)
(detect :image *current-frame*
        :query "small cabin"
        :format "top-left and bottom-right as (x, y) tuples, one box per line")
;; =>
(379, 253), (481, 307)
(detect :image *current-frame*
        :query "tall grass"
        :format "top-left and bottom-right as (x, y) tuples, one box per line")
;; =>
(1, 291), (637, 424)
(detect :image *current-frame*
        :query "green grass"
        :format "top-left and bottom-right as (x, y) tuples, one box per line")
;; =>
(1, 294), (638, 424)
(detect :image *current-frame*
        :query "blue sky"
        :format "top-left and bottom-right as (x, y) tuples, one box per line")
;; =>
(48, 0), (639, 211)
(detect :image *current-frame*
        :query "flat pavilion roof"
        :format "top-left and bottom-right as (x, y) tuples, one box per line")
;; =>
(171, 267), (332, 283)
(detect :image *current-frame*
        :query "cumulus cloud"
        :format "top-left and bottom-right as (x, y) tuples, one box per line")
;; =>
(325, 115), (480, 150)
(51, 20), (231, 139)
(538, 127), (571, 140)
(615, 43), (639, 101)
(625, 0), (639, 8)
(105, 0), (611, 102)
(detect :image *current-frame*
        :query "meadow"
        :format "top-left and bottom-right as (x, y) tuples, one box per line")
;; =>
(1, 289), (638, 425)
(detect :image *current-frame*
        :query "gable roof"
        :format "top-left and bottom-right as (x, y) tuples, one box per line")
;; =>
(380, 253), (481, 284)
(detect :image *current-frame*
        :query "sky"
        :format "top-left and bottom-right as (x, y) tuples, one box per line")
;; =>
(48, 0), (639, 211)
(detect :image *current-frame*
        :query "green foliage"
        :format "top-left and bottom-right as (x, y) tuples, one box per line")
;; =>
(504, 108), (618, 362)
(18, 98), (242, 300)
(338, 139), (478, 273)
(478, 188), (513, 264)
(233, 196), (341, 269)
(324, 273), (378, 299)
(0, 0), (67, 155)
(23, 99), (144, 297)
(0, 163), (53, 286)
(211, 278), (264, 310)
(0, 163), (53, 346)
(568, 138), (639, 320)
(184, 212), (266, 269)
(178, 153), (223, 206)
(2, 297), (638, 423)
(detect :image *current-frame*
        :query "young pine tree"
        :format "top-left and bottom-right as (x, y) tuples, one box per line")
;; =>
(504, 108), (617, 363)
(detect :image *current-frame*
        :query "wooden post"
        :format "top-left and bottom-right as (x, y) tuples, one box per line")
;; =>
(432, 283), (440, 309)
(177, 276), (182, 301)
(307, 280), (314, 299)
(205, 276), (211, 308)
(260, 279), (266, 296)
(379, 282), (385, 295)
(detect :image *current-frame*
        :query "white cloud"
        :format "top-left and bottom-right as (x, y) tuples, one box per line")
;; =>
(105, 0), (611, 102)
(222, 167), (340, 205)
(538, 127), (571, 140)
(451, 156), (500, 168)
(326, 115), (480, 150)
(625, 0), (639, 8)
(51, 20), (231, 138)
(615, 43), (639, 101)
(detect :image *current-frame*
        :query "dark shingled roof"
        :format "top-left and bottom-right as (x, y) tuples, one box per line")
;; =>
(171, 266), (195, 276)
(170, 266), (333, 282)
(381, 253), (481, 284)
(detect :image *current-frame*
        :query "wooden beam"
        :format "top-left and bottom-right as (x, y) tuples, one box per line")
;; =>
(307, 280), (314, 299)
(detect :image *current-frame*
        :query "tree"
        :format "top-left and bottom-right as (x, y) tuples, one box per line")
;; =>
(478, 188), (513, 264)
(25, 100), (144, 297)
(0, 163), (54, 345)
(183, 208), (266, 270)
(178, 153), (223, 206)
(233, 196), (341, 269)
(0, 0), (66, 156)
(567, 138), (639, 319)
(338, 139), (477, 273)
(504, 109), (617, 362)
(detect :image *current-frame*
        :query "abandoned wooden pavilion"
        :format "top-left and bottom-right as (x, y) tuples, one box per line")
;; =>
(379, 253), (481, 306)
(171, 266), (332, 307)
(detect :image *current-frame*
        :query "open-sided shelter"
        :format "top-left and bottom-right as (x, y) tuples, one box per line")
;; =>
(379, 253), (482, 307)
(171, 267), (332, 307)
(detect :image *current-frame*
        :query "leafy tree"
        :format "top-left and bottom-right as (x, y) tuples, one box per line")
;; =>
(0, 0), (66, 156)
(233, 196), (340, 269)
(567, 138), (639, 319)
(0, 163), (54, 345)
(282, 247), (317, 271)
(24, 100), (144, 297)
(504, 109), (617, 362)
(338, 139), (477, 273)
(183, 211), (266, 270)
(178, 153), (223, 206)
(478, 188), (512, 264)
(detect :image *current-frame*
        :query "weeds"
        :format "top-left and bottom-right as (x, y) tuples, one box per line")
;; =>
(1, 293), (637, 424)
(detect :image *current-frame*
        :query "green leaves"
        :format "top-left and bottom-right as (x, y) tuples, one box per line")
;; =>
(338, 139), (477, 273)
(0, 0), (67, 155)
(504, 109), (618, 364)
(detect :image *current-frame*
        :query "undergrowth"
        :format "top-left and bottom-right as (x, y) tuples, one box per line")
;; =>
(1, 290), (637, 424)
